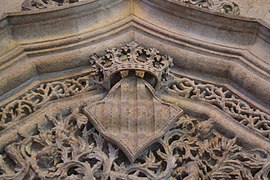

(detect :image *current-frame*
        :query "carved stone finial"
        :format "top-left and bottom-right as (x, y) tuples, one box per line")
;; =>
(90, 41), (174, 90)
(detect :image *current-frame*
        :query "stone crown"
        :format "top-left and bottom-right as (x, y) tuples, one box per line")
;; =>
(90, 41), (174, 90)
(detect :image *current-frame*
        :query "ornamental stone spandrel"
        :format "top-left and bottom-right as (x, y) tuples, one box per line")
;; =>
(0, 42), (269, 179)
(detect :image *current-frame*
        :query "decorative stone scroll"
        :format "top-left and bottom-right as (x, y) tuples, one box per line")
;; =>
(22, 0), (79, 11)
(175, 0), (240, 15)
(169, 77), (270, 139)
(0, 109), (269, 179)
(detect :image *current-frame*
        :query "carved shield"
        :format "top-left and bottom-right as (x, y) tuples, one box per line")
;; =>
(83, 76), (183, 161)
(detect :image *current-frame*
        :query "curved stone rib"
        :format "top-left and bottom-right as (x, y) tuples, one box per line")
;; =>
(1, 14), (269, 103)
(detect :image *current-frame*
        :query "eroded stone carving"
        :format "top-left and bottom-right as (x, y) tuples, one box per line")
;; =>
(170, 77), (270, 139)
(176, 0), (240, 15)
(0, 73), (96, 130)
(22, 0), (79, 11)
(0, 109), (269, 179)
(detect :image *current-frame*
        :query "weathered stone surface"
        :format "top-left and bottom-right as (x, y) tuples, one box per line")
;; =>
(0, 1), (269, 179)
(0, 41), (269, 178)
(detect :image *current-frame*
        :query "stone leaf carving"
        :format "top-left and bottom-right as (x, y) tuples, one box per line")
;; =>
(0, 73), (96, 131)
(0, 108), (269, 179)
(169, 77), (270, 139)
(22, 0), (79, 11)
(83, 76), (183, 161)
(176, 0), (240, 15)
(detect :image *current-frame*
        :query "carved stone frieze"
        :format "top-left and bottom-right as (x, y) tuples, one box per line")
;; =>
(0, 109), (269, 179)
(169, 77), (270, 139)
(175, 0), (240, 15)
(22, 0), (79, 11)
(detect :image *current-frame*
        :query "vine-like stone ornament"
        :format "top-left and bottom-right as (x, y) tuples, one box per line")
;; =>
(176, 0), (240, 15)
(22, 0), (79, 10)
(169, 77), (270, 139)
(0, 109), (268, 179)
(0, 73), (96, 130)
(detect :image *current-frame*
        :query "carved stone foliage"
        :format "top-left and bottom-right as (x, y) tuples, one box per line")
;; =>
(176, 0), (240, 15)
(0, 41), (269, 179)
(169, 77), (270, 139)
(0, 108), (269, 179)
(0, 73), (96, 131)
(22, 0), (79, 11)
